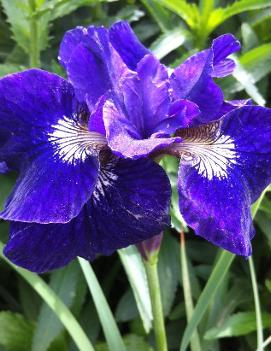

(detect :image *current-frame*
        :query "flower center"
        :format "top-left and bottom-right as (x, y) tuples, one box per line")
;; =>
(48, 116), (107, 164)
(170, 121), (239, 180)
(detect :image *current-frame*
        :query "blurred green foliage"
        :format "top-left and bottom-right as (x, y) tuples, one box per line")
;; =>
(0, 1), (271, 350)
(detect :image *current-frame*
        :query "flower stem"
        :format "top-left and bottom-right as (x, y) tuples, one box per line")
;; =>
(29, 0), (40, 67)
(144, 258), (168, 351)
(249, 256), (264, 351)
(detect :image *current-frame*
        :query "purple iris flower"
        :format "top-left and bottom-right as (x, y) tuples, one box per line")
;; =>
(61, 21), (271, 257)
(0, 68), (171, 273)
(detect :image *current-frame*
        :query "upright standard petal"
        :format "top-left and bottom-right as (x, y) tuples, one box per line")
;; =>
(170, 34), (240, 124)
(4, 157), (171, 272)
(62, 26), (129, 106)
(58, 26), (86, 68)
(102, 55), (198, 159)
(173, 106), (271, 256)
(109, 21), (150, 70)
(0, 69), (100, 223)
(170, 49), (223, 123)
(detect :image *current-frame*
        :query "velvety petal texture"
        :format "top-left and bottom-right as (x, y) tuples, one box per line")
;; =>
(4, 157), (171, 272)
(176, 106), (271, 256)
(0, 69), (99, 223)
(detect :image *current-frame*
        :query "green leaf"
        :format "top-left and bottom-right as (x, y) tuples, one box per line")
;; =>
(118, 246), (153, 333)
(158, 234), (180, 316)
(208, 0), (271, 33)
(0, 174), (15, 211)
(1, 0), (50, 54)
(204, 312), (271, 339)
(32, 261), (86, 351)
(115, 289), (139, 322)
(78, 258), (126, 351)
(150, 27), (190, 59)
(141, 0), (174, 32)
(0, 64), (26, 77)
(180, 250), (235, 351)
(159, 0), (199, 29)
(232, 58), (266, 105)
(35, 0), (96, 21)
(0, 312), (34, 351)
(0, 243), (94, 351)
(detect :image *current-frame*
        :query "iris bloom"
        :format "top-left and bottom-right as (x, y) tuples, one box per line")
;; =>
(0, 68), (171, 272)
(62, 21), (271, 257)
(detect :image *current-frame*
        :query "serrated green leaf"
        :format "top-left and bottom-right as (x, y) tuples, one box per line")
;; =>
(159, 0), (199, 29)
(1, 0), (50, 54)
(208, 0), (271, 33)
(35, 0), (96, 21)
(118, 246), (153, 333)
(0, 312), (34, 351)
(0, 64), (26, 77)
(32, 261), (86, 351)
(204, 312), (271, 339)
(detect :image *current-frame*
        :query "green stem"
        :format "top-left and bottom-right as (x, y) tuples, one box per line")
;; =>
(29, 0), (40, 67)
(180, 232), (201, 351)
(144, 258), (168, 351)
(249, 256), (264, 351)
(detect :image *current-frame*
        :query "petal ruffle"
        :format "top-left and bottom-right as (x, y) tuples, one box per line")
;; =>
(103, 99), (180, 159)
(177, 105), (271, 256)
(4, 157), (171, 272)
(170, 34), (240, 124)
(212, 34), (240, 78)
(109, 21), (150, 70)
(0, 69), (99, 223)
(171, 49), (224, 123)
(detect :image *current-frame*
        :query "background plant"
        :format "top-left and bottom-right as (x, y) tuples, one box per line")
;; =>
(1, 1), (271, 350)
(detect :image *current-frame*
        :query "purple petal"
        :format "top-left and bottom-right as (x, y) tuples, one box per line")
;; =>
(0, 162), (8, 173)
(176, 105), (271, 256)
(171, 50), (224, 124)
(4, 157), (171, 272)
(103, 99), (180, 159)
(212, 34), (241, 78)
(178, 163), (254, 256)
(0, 69), (99, 223)
(58, 27), (86, 69)
(216, 99), (253, 117)
(65, 26), (129, 106)
(109, 21), (150, 70)
(154, 99), (200, 133)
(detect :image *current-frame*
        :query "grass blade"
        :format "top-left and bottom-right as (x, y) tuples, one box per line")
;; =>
(0, 242), (94, 351)
(78, 257), (126, 351)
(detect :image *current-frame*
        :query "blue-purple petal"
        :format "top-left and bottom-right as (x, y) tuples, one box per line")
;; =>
(212, 34), (240, 78)
(109, 21), (150, 70)
(0, 69), (99, 223)
(4, 157), (171, 272)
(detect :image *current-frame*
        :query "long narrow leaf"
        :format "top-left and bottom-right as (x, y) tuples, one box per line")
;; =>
(0, 243), (94, 351)
(118, 247), (153, 333)
(78, 258), (126, 351)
